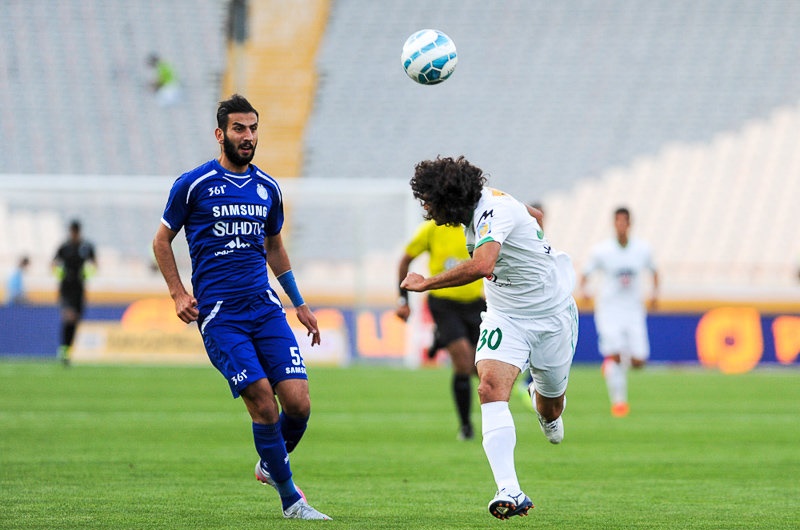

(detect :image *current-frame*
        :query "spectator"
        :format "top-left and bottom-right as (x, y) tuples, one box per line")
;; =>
(147, 53), (182, 106)
(5, 255), (30, 305)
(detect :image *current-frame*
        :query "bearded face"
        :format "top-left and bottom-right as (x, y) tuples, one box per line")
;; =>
(221, 129), (256, 167)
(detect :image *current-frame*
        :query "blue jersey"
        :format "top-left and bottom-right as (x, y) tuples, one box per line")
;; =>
(160, 159), (284, 303)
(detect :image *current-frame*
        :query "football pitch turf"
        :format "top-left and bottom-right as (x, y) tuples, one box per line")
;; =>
(1, 361), (798, 529)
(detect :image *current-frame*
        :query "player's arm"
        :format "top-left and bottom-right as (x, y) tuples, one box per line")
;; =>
(52, 248), (64, 279)
(402, 241), (499, 292)
(265, 233), (320, 346)
(395, 253), (414, 321)
(153, 223), (198, 323)
(578, 272), (591, 302)
(579, 250), (599, 303)
(525, 203), (544, 227)
(648, 269), (660, 311)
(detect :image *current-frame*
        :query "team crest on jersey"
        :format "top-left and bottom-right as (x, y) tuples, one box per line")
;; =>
(257, 183), (268, 200)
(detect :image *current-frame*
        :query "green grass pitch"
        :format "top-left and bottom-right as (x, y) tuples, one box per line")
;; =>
(1, 361), (798, 529)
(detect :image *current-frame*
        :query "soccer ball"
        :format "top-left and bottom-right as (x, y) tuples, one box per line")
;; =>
(401, 29), (458, 85)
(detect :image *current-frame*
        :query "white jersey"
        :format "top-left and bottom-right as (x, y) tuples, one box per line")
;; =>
(465, 187), (576, 318)
(583, 237), (656, 312)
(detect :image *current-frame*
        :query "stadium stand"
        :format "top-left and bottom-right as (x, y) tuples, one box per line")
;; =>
(1, 0), (799, 302)
(222, 0), (330, 178)
(0, 0), (227, 176)
(303, 0), (800, 299)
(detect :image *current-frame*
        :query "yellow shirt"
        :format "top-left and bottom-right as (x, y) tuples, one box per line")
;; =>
(405, 220), (484, 302)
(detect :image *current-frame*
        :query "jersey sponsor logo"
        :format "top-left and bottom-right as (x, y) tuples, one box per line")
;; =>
(212, 203), (269, 218)
(212, 220), (263, 237)
(616, 268), (635, 287)
(224, 237), (250, 249)
(214, 237), (250, 256)
(285, 366), (307, 375)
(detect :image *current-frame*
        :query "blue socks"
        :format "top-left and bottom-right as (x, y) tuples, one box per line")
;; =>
(253, 422), (301, 509)
(280, 412), (309, 453)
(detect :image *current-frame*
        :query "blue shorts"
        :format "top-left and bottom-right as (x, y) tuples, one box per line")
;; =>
(198, 289), (308, 398)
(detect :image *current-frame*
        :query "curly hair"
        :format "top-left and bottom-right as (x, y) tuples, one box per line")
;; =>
(410, 156), (487, 226)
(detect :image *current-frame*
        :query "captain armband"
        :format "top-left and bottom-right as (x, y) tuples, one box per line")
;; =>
(276, 270), (305, 308)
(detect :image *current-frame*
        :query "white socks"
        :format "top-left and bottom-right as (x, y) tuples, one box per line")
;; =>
(603, 358), (629, 405)
(481, 401), (520, 494)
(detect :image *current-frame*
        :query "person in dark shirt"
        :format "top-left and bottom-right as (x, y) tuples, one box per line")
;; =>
(52, 220), (97, 365)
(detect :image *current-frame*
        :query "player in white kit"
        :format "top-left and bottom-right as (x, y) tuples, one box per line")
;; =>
(579, 207), (659, 417)
(401, 156), (578, 520)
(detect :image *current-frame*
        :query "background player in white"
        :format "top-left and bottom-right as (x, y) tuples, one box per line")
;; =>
(579, 207), (659, 417)
(401, 156), (578, 520)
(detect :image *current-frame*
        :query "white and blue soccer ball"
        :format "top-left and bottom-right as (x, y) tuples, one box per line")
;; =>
(401, 29), (458, 85)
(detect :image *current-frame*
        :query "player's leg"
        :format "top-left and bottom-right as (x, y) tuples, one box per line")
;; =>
(251, 300), (313, 454)
(596, 309), (629, 416)
(201, 300), (326, 519)
(447, 337), (476, 439)
(613, 313), (650, 415)
(478, 358), (533, 519)
(243, 378), (328, 520)
(58, 289), (82, 365)
(629, 311), (651, 372)
(241, 379), (304, 507)
(273, 378), (311, 453)
(602, 353), (629, 416)
(516, 370), (535, 410)
(528, 299), (578, 443)
(204, 326), (304, 510)
(429, 296), (477, 440)
(475, 311), (533, 519)
(249, 298), (330, 519)
(235, 369), (306, 513)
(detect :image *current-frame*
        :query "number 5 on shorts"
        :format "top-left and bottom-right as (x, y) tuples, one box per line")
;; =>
(478, 327), (503, 351)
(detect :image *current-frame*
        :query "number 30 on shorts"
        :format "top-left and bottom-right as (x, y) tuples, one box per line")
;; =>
(477, 327), (503, 351)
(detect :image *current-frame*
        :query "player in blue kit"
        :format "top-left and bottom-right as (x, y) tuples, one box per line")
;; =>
(152, 94), (331, 520)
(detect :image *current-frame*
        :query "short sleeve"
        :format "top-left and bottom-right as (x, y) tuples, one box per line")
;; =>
(161, 176), (191, 232)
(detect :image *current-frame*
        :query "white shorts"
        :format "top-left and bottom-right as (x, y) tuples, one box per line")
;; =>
(594, 306), (650, 360)
(475, 299), (579, 398)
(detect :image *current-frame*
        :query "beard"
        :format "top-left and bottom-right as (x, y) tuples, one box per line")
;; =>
(222, 133), (256, 168)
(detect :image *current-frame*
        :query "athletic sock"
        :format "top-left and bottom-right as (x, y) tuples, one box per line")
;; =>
(252, 422), (301, 509)
(603, 359), (628, 405)
(279, 412), (309, 453)
(453, 374), (472, 428)
(481, 401), (520, 494)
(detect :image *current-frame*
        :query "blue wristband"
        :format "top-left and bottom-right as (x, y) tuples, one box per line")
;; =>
(276, 270), (305, 307)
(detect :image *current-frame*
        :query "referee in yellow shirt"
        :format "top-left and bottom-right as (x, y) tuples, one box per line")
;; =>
(396, 220), (486, 440)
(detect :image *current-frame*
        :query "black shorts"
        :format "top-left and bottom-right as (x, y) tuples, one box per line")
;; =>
(427, 295), (485, 348)
(59, 282), (85, 315)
